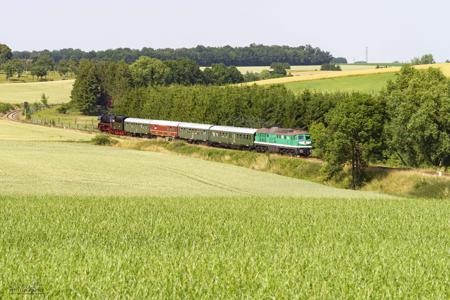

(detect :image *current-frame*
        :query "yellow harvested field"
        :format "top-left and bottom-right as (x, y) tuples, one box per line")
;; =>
(206, 64), (378, 74)
(243, 63), (450, 85)
(0, 79), (74, 104)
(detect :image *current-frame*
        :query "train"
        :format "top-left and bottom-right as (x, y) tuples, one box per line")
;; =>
(98, 115), (312, 156)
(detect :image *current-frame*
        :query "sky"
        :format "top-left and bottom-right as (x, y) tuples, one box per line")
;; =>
(1, 0), (449, 63)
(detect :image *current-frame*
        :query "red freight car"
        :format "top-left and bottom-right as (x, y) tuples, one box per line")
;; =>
(149, 120), (180, 137)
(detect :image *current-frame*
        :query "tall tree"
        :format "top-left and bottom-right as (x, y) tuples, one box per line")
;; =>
(0, 43), (12, 65)
(322, 94), (385, 188)
(165, 58), (205, 85)
(203, 64), (243, 84)
(270, 62), (290, 76)
(31, 54), (54, 79)
(411, 54), (435, 65)
(3, 60), (15, 79)
(13, 59), (25, 77)
(383, 65), (450, 169)
(70, 60), (106, 114)
(56, 60), (70, 78)
(130, 56), (170, 86)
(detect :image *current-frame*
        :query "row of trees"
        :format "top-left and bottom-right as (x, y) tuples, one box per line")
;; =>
(13, 44), (334, 66)
(316, 66), (448, 186)
(411, 54), (435, 65)
(1, 43), (79, 80)
(70, 58), (249, 114)
(320, 63), (341, 71)
(71, 65), (448, 187)
(242, 63), (292, 82)
(1, 55), (78, 80)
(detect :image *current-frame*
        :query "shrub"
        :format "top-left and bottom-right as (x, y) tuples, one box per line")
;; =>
(91, 134), (117, 146)
(0, 102), (14, 113)
(320, 63), (341, 71)
(57, 104), (70, 114)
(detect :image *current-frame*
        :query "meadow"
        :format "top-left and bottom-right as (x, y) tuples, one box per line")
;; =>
(0, 79), (74, 104)
(1, 118), (449, 298)
(31, 106), (97, 130)
(284, 72), (397, 94)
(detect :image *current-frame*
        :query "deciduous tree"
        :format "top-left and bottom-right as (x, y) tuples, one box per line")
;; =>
(322, 94), (385, 188)
(130, 56), (170, 86)
(0, 43), (12, 65)
(383, 65), (450, 169)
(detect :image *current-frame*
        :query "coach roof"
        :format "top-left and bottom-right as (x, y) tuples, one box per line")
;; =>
(124, 118), (152, 125)
(149, 120), (180, 127)
(178, 122), (213, 130)
(210, 126), (257, 134)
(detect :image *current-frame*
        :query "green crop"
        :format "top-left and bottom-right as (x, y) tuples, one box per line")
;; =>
(1, 196), (449, 298)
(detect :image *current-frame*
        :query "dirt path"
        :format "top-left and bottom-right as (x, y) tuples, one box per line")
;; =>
(5, 110), (21, 121)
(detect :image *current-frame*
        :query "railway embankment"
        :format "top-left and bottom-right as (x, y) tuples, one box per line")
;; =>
(114, 138), (449, 199)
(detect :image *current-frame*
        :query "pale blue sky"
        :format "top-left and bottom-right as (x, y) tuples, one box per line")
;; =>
(1, 0), (449, 62)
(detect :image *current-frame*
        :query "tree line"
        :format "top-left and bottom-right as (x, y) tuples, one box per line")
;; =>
(3, 42), (292, 84)
(13, 44), (334, 66)
(0, 43), (78, 80)
(69, 57), (298, 114)
(70, 58), (247, 114)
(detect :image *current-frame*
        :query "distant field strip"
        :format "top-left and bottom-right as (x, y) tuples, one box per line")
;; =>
(236, 64), (380, 74)
(245, 63), (450, 85)
(285, 72), (397, 94)
(0, 80), (74, 104)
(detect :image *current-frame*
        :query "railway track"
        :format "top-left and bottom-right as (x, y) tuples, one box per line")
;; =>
(2, 109), (448, 178)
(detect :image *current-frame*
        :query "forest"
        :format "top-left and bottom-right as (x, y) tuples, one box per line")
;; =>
(12, 44), (334, 66)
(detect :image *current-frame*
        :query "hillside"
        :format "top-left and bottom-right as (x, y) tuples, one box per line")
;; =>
(0, 118), (384, 198)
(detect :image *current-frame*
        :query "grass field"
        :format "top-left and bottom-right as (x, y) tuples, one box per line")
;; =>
(285, 72), (397, 94)
(1, 118), (449, 297)
(0, 80), (74, 104)
(31, 106), (97, 130)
